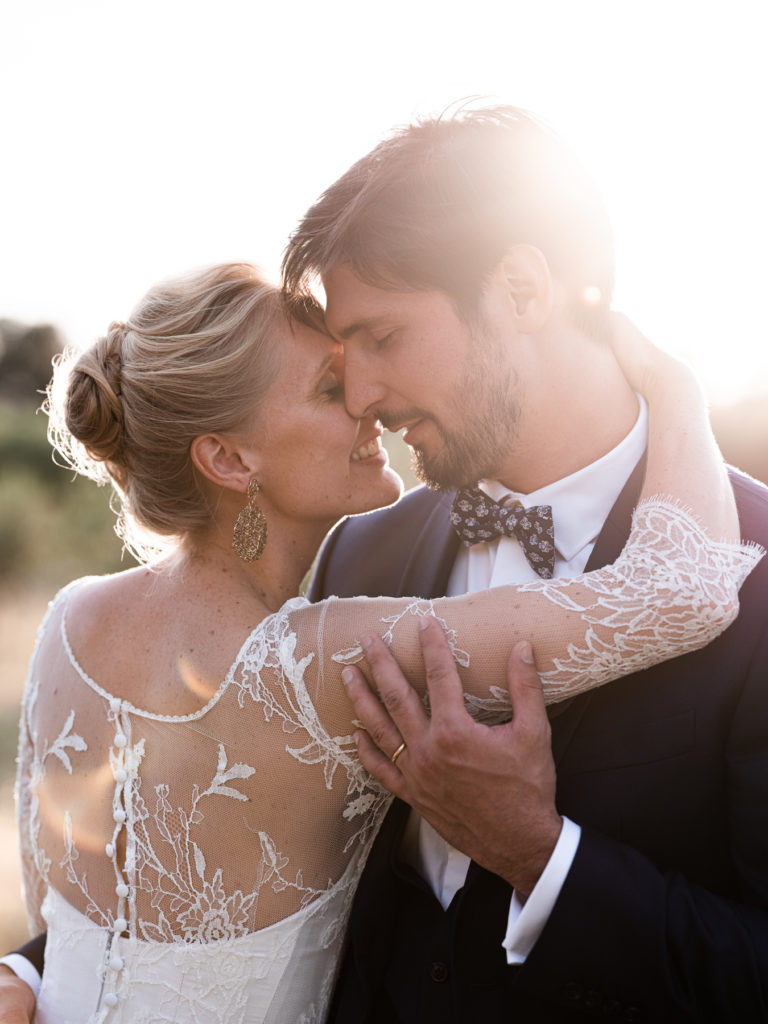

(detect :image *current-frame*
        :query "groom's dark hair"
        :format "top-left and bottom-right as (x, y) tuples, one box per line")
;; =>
(282, 102), (615, 340)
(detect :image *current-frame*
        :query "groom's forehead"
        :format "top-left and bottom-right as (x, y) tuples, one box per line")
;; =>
(323, 265), (448, 343)
(323, 267), (401, 337)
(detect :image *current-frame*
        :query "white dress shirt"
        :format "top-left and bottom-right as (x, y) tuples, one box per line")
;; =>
(399, 395), (648, 964)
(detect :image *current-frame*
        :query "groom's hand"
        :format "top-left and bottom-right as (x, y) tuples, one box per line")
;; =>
(342, 617), (562, 898)
(0, 968), (35, 1024)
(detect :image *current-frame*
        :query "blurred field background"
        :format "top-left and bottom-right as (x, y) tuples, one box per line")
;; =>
(1, 320), (766, 953)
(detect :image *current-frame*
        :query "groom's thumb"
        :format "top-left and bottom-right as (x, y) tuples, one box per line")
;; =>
(507, 641), (548, 724)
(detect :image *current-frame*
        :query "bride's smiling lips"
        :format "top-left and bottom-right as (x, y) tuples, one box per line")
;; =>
(350, 429), (388, 464)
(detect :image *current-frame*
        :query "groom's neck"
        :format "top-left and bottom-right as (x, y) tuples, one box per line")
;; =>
(494, 352), (640, 494)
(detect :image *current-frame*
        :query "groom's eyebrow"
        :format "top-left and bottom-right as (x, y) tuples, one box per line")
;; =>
(336, 316), (383, 340)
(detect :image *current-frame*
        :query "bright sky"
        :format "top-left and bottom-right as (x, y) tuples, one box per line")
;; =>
(1, 0), (766, 404)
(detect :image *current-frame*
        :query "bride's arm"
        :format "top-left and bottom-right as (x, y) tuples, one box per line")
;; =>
(287, 323), (762, 732)
(16, 683), (48, 936)
(611, 314), (738, 540)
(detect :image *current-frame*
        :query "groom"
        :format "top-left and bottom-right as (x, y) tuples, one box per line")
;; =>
(283, 105), (768, 1021)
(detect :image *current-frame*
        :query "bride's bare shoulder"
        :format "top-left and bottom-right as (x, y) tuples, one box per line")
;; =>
(58, 567), (264, 714)
(65, 566), (166, 636)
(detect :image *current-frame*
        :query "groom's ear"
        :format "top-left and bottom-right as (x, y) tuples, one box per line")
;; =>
(190, 433), (258, 496)
(496, 245), (555, 333)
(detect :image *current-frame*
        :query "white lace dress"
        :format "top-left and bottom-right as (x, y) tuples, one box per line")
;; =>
(16, 501), (763, 1023)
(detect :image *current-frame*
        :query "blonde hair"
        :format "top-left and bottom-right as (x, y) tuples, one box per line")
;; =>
(47, 263), (284, 562)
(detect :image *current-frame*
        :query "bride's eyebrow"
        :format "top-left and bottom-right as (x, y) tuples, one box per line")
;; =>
(310, 351), (342, 388)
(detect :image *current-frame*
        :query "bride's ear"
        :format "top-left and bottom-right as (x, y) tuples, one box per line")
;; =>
(191, 433), (258, 495)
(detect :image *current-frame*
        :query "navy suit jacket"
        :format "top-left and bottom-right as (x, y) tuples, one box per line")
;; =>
(309, 464), (768, 1022)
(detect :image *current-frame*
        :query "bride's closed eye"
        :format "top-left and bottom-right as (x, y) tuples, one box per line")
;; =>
(373, 331), (395, 353)
(318, 376), (345, 402)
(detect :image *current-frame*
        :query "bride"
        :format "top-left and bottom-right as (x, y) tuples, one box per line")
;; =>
(11, 262), (760, 1022)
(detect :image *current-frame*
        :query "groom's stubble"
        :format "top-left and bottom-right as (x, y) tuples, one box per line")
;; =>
(384, 319), (523, 492)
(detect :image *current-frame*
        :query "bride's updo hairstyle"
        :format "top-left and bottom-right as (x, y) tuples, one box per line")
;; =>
(47, 263), (285, 561)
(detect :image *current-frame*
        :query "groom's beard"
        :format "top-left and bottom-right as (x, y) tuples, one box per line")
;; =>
(412, 400), (519, 490)
(382, 368), (520, 491)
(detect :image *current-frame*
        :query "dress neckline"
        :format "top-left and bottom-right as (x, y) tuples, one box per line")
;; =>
(57, 580), (309, 723)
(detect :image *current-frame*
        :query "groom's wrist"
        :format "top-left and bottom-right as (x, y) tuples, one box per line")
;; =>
(0, 963), (37, 1021)
(0, 957), (40, 1000)
(504, 813), (563, 900)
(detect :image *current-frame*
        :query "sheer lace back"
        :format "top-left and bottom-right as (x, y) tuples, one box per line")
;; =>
(19, 595), (389, 947)
(15, 499), (763, 1022)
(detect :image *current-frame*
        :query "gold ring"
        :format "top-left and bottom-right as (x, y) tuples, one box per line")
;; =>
(390, 741), (406, 766)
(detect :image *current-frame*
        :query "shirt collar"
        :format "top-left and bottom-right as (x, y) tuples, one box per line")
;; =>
(479, 394), (648, 563)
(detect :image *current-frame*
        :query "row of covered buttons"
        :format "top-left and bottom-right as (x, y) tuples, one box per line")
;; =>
(103, 697), (130, 1010)
(102, 948), (128, 1003)
(429, 961), (449, 983)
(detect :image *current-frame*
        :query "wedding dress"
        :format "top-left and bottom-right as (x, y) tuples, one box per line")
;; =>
(16, 500), (762, 1023)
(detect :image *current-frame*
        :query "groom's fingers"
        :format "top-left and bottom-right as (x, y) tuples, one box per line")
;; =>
(506, 641), (552, 750)
(354, 726), (409, 798)
(418, 616), (467, 727)
(341, 654), (413, 795)
(340, 662), (405, 765)
(359, 632), (429, 742)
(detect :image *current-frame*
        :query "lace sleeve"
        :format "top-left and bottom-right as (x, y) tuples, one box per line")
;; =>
(16, 688), (48, 935)
(16, 595), (66, 935)
(286, 499), (764, 734)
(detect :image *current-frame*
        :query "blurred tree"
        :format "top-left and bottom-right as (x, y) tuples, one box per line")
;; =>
(0, 320), (64, 403)
(0, 318), (133, 589)
(0, 404), (135, 588)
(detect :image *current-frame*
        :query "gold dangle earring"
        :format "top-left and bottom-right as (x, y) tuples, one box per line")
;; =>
(232, 478), (267, 561)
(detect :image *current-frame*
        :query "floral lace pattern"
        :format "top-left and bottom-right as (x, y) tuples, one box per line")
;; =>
(333, 500), (763, 717)
(461, 498), (765, 715)
(15, 499), (763, 1022)
(18, 595), (391, 1022)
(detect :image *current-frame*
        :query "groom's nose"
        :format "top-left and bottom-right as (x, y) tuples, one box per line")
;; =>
(343, 351), (387, 420)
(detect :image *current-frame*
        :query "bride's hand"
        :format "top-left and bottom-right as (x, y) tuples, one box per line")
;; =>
(610, 313), (702, 404)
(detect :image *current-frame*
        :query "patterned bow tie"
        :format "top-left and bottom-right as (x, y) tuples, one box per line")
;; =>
(450, 487), (556, 579)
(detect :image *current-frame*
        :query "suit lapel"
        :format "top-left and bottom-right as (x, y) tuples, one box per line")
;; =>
(396, 489), (461, 599)
(346, 489), (460, 962)
(346, 799), (409, 989)
(584, 455), (646, 573)
(549, 456), (647, 766)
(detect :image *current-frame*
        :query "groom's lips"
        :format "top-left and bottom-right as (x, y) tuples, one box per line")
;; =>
(402, 419), (427, 447)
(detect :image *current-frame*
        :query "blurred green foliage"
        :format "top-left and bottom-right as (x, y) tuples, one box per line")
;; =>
(0, 403), (136, 588)
(0, 402), (420, 594)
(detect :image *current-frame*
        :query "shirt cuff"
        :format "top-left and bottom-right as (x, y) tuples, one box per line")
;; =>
(501, 816), (581, 965)
(0, 954), (42, 999)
